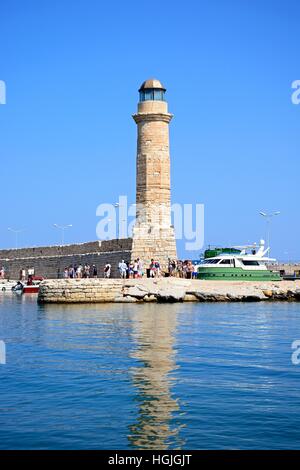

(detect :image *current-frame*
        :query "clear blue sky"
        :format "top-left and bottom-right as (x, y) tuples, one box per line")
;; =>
(0, 0), (299, 260)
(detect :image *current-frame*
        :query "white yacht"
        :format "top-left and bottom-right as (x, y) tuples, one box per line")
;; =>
(197, 240), (281, 281)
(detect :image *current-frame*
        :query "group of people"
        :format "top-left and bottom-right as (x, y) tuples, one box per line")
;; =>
(0, 266), (37, 282)
(63, 258), (198, 280)
(21, 260), (163, 280)
(19, 267), (35, 281)
(168, 259), (198, 279)
(149, 259), (161, 278)
(0, 267), (36, 282)
(118, 258), (145, 279)
(1, 259), (199, 281)
(63, 264), (98, 279)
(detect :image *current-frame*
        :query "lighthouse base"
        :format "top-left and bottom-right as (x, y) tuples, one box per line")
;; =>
(131, 226), (177, 272)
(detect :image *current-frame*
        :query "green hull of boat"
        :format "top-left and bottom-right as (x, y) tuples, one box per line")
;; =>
(197, 267), (281, 281)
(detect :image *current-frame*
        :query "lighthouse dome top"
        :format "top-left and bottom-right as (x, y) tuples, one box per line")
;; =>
(139, 78), (166, 92)
(139, 78), (166, 102)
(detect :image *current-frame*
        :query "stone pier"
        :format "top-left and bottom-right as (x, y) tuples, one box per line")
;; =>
(38, 278), (300, 303)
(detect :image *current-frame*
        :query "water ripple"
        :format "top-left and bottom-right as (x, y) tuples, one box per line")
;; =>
(0, 297), (300, 449)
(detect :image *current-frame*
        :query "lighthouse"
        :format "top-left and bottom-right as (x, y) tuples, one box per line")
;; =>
(131, 78), (177, 269)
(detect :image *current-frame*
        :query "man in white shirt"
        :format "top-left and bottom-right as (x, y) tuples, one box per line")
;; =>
(118, 260), (127, 279)
(28, 267), (35, 276)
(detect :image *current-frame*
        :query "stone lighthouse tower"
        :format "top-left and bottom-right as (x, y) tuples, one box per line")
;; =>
(131, 78), (177, 269)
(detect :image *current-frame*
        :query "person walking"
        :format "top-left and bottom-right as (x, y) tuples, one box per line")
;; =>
(168, 259), (176, 277)
(137, 258), (143, 278)
(149, 259), (156, 278)
(76, 264), (83, 278)
(92, 264), (98, 278)
(70, 266), (75, 278)
(178, 260), (184, 278)
(118, 260), (127, 279)
(104, 263), (111, 278)
(84, 263), (90, 278)
(186, 261), (193, 279)
(128, 262), (134, 279)
(28, 267), (35, 277)
(154, 260), (161, 277)
(192, 264), (198, 279)
(183, 261), (188, 279)
(133, 260), (138, 278)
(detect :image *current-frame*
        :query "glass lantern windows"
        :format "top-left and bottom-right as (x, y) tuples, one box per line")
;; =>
(154, 89), (164, 100)
(145, 89), (153, 101)
(139, 89), (165, 102)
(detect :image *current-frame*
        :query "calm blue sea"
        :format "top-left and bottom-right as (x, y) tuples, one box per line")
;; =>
(0, 294), (300, 450)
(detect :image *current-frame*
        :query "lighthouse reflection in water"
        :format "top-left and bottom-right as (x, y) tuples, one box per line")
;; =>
(129, 305), (184, 449)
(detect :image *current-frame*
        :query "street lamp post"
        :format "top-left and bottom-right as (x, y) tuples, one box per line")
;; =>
(8, 227), (26, 249)
(114, 203), (119, 239)
(284, 251), (291, 265)
(259, 211), (280, 258)
(53, 224), (73, 245)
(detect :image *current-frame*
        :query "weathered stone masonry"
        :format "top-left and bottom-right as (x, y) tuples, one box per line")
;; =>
(38, 278), (300, 304)
(0, 239), (132, 279)
(131, 79), (177, 269)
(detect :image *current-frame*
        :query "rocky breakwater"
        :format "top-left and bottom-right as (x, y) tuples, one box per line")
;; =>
(37, 278), (300, 303)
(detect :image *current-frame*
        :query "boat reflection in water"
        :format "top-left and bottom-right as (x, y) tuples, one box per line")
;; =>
(128, 304), (185, 449)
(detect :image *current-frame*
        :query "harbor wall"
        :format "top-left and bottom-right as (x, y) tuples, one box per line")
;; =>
(38, 278), (300, 303)
(269, 263), (300, 275)
(0, 239), (133, 279)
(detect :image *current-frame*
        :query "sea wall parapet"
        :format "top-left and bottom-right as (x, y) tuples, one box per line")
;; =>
(0, 239), (133, 279)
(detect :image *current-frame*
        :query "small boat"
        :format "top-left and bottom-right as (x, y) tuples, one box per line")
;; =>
(12, 281), (24, 292)
(22, 276), (44, 294)
(12, 276), (44, 294)
(0, 280), (19, 292)
(197, 240), (281, 281)
(22, 285), (40, 294)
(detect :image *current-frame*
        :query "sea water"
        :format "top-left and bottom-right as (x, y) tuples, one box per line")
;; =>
(0, 295), (299, 449)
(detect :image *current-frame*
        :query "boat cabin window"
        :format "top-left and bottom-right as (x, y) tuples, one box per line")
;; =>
(220, 259), (231, 265)
(242, 260), (260, 266)
(203, 258), (221, 264)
